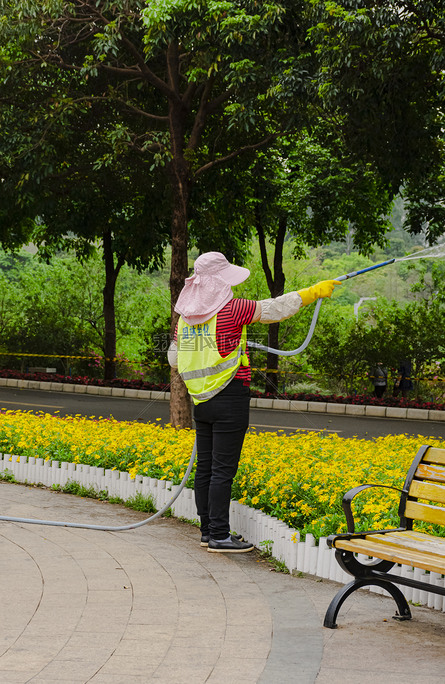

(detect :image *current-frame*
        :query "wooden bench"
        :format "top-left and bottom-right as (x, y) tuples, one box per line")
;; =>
(324, 444), (445, 628)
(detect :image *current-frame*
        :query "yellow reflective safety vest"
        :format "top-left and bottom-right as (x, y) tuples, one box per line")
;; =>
(177, 314), (249, 404)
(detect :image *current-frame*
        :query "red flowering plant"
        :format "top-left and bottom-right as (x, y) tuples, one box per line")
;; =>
(0, 369), (169, 392)
(250, 386), (445, 411)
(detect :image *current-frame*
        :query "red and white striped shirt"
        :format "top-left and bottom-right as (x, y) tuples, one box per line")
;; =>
(215, 299), (256, 384)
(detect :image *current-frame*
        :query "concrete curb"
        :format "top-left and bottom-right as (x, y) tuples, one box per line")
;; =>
(0, 376), (171, 402)
(2, 376), (444, 422)
(253, 398), (444, 422)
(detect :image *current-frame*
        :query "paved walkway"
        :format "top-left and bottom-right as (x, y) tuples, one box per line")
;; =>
(1, 482), (445, 684)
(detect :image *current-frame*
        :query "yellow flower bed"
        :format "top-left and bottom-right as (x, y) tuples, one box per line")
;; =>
(1, 410), (443, 540)
(236, 429), (445, 539)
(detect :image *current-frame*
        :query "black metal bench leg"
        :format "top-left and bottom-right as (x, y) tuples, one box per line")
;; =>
(323, 578), (412, 629)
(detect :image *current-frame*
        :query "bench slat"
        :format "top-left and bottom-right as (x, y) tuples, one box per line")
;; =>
(415, 463), (445, 484)
(395, 529), (445, 543)
(423, 448), (445, 466)
(334, 538), (445, 574)
(409, 480), (445, 505)
(368, 531), (445, 556)
(405, 500), (445, 526)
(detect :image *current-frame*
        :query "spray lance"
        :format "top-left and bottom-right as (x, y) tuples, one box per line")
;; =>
(0, 258), (395, 531)
(248, 258), (396, 356)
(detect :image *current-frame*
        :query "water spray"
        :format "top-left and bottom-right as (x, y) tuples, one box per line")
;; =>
(394, 241), (445, 263)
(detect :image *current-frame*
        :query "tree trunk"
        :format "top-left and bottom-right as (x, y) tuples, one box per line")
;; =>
(256, 214), (287, 395)
(168, 93), (193, 428)
(169, 192), (192, 427)
(266, 323), (281, 394)
(102, 229), (124, 382)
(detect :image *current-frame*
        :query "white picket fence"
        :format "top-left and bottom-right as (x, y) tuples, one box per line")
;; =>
(1, 452), (444, 612)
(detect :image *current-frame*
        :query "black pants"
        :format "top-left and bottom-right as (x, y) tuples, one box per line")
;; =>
(374, 385), (386, 398)
(193, 379), (250, 540)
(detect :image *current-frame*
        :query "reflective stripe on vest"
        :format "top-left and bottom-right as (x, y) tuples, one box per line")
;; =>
(180, 347), (242, 381)
(177, 315), (248, 404)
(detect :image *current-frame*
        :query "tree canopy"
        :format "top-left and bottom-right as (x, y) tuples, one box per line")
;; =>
(309, 0), (445, 240)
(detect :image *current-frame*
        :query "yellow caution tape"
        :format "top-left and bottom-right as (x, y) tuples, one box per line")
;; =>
(0, 353), (444, 383)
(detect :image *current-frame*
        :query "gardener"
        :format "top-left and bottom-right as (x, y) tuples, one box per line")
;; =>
(371, 361), (388, 398)
(168, 252), (339, 553)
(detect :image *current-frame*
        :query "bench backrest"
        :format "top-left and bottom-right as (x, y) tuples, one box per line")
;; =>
(400, 445), (445, 529)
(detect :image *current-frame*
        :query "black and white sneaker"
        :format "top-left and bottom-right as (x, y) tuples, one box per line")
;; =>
(201, 533), (243, 547)
(207, 535), (254, 553)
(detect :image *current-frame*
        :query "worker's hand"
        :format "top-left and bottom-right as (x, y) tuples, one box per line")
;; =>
(297, 280), (341, 307)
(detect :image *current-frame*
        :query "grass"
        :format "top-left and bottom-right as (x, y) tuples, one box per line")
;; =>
(259, 539), (289, 573)
(0, 468), (16, 483)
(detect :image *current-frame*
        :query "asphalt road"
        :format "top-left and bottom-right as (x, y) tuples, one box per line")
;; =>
(0, 386), (444, 440)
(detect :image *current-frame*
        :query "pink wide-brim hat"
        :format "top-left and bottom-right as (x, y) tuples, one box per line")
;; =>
(174, 252), (250, 325)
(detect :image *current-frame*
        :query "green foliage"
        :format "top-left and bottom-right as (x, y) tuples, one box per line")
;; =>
(62, 480), (102, 499)
(258, 538), (290, 572)
(177, 515), (200, 527)
(279, 131), (392, 254)
(0, 256), (98, 373)
(162, 507), (173, 518)
(0, 248), (170, 376)
(124, 491), (156, 513)
(308, 294), (445, 396)
(0, 468), (16, 483)
(309, 1), (445, 241)
(307, 308), (366, 393)
(60, 479), (156, 511)
(107, 496), (125, 504)
(259, 539), (273, 554)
